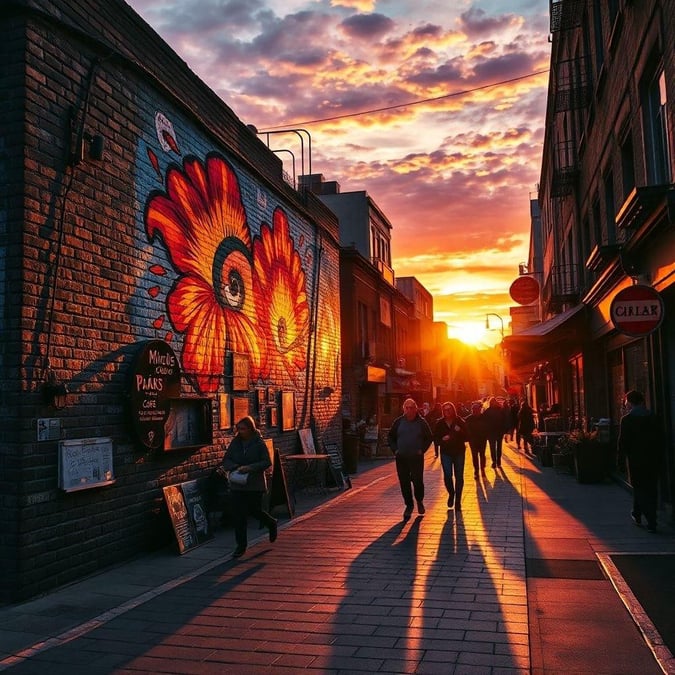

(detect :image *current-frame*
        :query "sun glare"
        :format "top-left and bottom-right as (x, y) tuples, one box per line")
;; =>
(451, 322), (487, 347)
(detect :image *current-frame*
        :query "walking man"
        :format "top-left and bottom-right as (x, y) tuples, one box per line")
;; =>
(618, 390), (663, 533)
(388, 398), (433, 520)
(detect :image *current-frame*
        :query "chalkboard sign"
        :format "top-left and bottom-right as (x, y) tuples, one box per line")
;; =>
(163, 480), (213, 554)
(58, 437), (115, 492)
(268, 447), (293, 517)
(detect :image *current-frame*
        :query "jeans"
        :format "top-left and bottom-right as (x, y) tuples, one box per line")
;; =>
(395, 453), (425, 507)
(230, 489), (276, 550)
(488, 436), (502, 466)
(469, 441), (487, 474)
(440, 452), (465, 507)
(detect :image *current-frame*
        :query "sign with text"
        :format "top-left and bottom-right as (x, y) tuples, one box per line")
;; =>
(128, 340), (181, 450)
(610, 284), (664, 337)
(509, 275), (540, 305)
(58, 437), (115, 492)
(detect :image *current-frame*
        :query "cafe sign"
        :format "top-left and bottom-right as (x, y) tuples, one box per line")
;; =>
(610, 284), (664, 337)
(128, 340), (181, 450)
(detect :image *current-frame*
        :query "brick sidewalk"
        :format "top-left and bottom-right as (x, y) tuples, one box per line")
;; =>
(1, 443), (673, 673)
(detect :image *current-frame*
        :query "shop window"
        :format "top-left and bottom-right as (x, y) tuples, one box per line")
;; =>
(608, 348), (624, 428)
(624, 340), (650, 406)
(569, 353), (585, 425)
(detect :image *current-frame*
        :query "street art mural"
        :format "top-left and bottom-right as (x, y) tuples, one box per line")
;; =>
(141, 113), (321, 397)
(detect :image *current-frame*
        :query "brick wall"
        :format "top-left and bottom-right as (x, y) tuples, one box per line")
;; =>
(1, 0), (342, 603)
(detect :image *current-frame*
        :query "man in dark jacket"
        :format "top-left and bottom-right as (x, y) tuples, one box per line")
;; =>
(618, 390), (663, 533)
(388, 398), (433, 520)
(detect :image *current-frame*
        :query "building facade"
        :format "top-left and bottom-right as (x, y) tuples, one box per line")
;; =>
(1, 0), (342, 603)
(507, 0), (674, 521)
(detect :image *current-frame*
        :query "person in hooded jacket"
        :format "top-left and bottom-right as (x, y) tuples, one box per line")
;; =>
(434, 402), (468, 509)
(220, 416), (278, 557)
(618, 390), (663, 533)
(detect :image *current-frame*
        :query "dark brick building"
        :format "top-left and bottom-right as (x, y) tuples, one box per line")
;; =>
(0, 0), (342, 603)
(507, 0), (675, 520)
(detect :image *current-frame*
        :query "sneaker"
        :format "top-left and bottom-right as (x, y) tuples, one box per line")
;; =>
(631, 513), (642, 526)
(232, 547), (246, 558)
(417, 501), (426, 515)
(269, 519), (278, 543)
(403, 506), (413, 520)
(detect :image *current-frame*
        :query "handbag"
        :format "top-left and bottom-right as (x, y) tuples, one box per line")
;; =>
(228, 469), (248, 486)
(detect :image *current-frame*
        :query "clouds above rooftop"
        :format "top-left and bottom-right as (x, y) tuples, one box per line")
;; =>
(127, 0), (550, 342)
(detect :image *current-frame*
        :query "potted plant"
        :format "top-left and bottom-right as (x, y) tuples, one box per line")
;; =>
(551, 435), (575, 473)
(567, 428), (604, 483)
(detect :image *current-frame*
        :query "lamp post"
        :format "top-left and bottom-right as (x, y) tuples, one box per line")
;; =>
(485, 313), (504, 341)
(485, 313), (508, 392)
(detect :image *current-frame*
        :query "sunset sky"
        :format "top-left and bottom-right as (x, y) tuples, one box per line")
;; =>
(126, 0), (552, 347)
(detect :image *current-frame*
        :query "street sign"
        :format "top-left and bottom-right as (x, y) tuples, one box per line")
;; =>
(509, 275), (540, 305)
(609, 284), (664, 337)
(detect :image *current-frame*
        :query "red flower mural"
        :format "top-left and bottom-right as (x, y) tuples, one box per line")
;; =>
(253, 208), (310, 380)
(145, 155), (265, 393)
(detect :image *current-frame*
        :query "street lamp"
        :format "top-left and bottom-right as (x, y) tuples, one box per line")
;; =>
(485, 313), (504, 341)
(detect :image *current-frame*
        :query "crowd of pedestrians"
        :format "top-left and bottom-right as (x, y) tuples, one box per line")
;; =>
(388, 395), (537, 518)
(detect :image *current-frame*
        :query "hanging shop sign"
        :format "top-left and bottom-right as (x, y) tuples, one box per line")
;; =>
(610, 284), (664, 337)
(128, 340), (181, 450)
(509, 275), (540, 305)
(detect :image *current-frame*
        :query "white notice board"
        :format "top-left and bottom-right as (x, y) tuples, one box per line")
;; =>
(58, 437), (115, 492)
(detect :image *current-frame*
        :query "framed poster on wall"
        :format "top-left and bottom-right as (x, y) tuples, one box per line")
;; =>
(281, 391), (295, 431)
(232, 396), (249, 424)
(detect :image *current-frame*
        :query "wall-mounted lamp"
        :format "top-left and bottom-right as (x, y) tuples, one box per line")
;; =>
(76, 132), (105, 163)
(42, 367), (69, 409)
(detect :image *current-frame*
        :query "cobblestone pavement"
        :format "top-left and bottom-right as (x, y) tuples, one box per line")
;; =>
(1, 442), (673, 674)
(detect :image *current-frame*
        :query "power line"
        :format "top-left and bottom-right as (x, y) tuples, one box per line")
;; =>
(258, 68), (550, 131)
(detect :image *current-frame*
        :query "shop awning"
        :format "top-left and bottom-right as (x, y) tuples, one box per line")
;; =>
(504, 304), (587, 370)
(507, 304), (586, 340)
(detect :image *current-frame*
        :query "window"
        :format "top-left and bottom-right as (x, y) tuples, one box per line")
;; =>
(591, 194), (602, 250)
(603, 170), (616, 244)
(620, 128), (635, 200)
(357, 302), (368, 358)
(641, 66), (671, 185)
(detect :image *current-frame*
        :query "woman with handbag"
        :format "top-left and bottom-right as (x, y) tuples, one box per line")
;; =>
(220, 416), (277, 558)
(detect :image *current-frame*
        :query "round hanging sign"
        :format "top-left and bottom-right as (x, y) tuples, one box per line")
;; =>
(609, 284), (664, 337)
(509, 276), (540, 305)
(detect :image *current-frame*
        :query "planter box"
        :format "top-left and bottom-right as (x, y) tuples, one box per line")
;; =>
(574, 441), (605, 483)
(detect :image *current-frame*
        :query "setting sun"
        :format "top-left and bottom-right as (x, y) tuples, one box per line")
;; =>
(449, 322), (489, 347)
